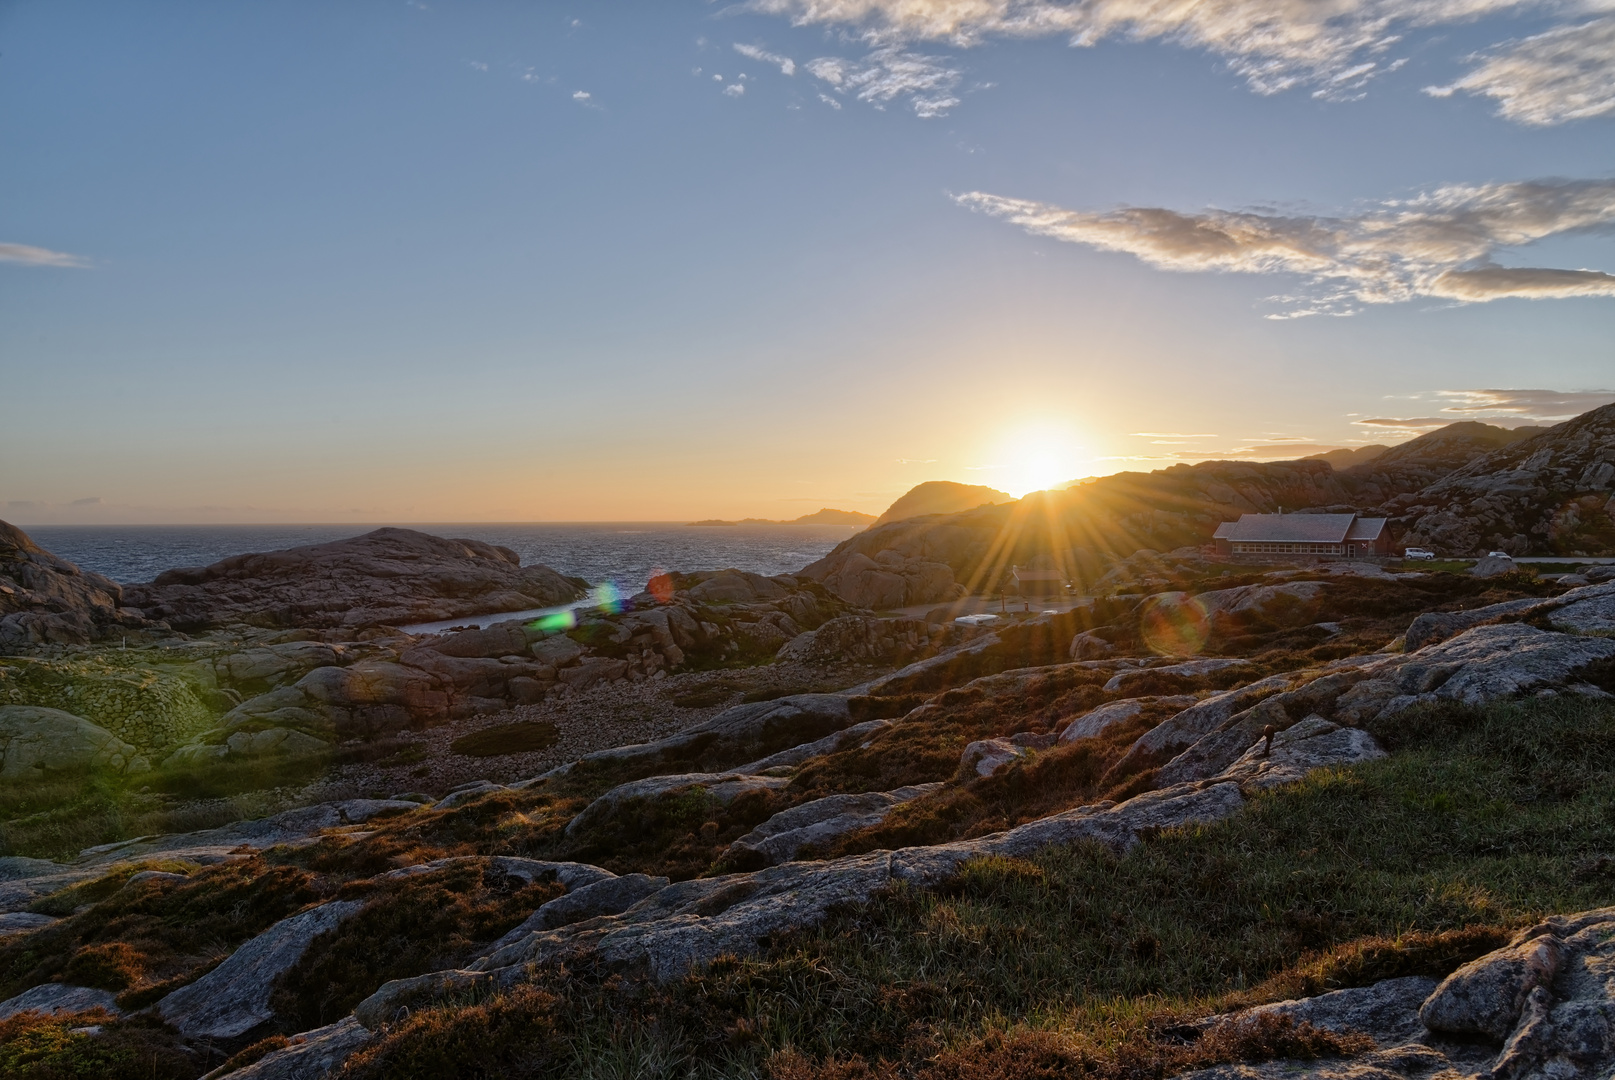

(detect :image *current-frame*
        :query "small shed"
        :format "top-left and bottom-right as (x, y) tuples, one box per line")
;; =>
(1012, 565), (1066, 595)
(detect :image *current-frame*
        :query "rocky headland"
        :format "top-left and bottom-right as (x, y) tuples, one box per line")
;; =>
(2, 405), (1615, 1080)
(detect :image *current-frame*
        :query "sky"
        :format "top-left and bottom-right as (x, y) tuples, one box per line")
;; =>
(2, 0), (1613, 524)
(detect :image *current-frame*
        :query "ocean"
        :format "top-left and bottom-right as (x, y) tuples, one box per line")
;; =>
(26, 523), (857, 591)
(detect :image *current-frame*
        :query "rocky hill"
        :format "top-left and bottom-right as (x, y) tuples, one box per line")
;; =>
(872, 481), (1012, 527)
(122, 528), (591, 631)
(1335, 421), (1542, 507)
(1303, 444), (1388, 469)
(1393, 404), (1615, 556)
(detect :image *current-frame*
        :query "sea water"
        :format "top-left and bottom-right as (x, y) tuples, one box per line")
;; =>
(27, 523), (855, 591)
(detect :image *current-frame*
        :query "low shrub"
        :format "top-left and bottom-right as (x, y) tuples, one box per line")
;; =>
(0, 1008), (201, 1080)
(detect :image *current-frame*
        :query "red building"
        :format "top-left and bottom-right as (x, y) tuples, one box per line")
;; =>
(1212, 513), (1391, 559)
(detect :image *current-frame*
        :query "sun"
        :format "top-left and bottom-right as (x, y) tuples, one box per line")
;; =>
(995, 422), (1086, 498)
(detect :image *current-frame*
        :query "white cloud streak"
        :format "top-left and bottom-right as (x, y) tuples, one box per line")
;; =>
(0, 242), (89, 268)
(747, 0), (1615, 123)
(734, 42), (797, 75)
(1427, 15), (1615, 124)
(806, 46), (961, 115)
(955, 179), (1615, 316)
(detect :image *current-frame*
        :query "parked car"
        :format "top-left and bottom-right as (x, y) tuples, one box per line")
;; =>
(1486, 551), (1514, 559)
(1403, 547), (1436, 560)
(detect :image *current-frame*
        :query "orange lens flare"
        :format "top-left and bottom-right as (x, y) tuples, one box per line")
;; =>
(1139, 593), (1209, 657)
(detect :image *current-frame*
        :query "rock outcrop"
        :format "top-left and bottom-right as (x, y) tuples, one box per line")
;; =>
(124, 527), (590, 631)
(0, 704), (150, 778)
(0, 520), (147, 648)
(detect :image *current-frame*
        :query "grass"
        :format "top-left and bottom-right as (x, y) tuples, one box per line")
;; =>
(270, 859), (564, 1030)
(338, 694), (1615, 1079)
(0, 857), (321, 1006)
(0, 1008), (200, 1080)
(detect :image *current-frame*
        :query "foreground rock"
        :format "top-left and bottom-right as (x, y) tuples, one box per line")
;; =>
(124, 527), (590, 631)
(1183, 907), (1615, 1080)
(158, 901), (365, 1039)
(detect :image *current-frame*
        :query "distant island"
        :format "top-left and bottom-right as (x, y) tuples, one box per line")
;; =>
(687, 508), (875, 528)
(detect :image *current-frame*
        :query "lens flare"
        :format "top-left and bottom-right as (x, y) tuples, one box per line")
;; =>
(594, 580), (623, 615)
(647, 569), (675, 604)
(529, 610), (577, 634)
(1139, 593), (1210, 657)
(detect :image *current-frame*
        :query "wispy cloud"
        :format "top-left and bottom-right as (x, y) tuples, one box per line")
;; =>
(1427, 15), (1615, 125)
(806, 46), (961, 116)
(955, 178), (1615, 317)
(1353, 388), (1615, 430)
(746, 0), (1615, 123)
(0, 242), (89, 268)
(734, 42), (796, 76)
(1131, 432), (1217, 438)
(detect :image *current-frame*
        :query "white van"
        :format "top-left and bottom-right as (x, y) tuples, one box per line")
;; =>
(1403, 547), (1436, 561)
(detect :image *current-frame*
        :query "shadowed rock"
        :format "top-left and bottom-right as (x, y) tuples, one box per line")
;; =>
(125, 527), (588, 631)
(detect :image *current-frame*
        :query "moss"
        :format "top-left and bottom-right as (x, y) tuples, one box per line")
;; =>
(0, 1008), (202, 1080)
(450, 722), (559, 758)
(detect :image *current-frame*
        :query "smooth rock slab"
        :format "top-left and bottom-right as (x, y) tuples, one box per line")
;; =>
(1061, 696), (1198, 743)
(0, 912), (58, 938)
(725, 784), (943, 867)
(158, 900), (363, 1040)
(221, 1016), (372, 1080)
(0, 983), (120, 1021)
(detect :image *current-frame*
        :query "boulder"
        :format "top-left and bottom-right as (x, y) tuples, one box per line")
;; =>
(0, 982), (121, 1021)
(564, 773), (791, 839)
(1103, 658), (1249, 694)
(507, 873), (670, 935)
(1214, 717), (1387, 792)
(0, 705), (150, 778)
(158, 900), (365, 1040)
(422, 620), (532, 659)
(222, 1017), (372, 1079)
(731, 719), (895, 774)
(1060, 696), (1197, 744)
(724, 784), (942, 867)
(124, 527), (588, 631)
(776, 615), (930, 664)
(551, 693), (857, 785)
(1473, 555), (1519, 578)
(681, 570), (790, 605)
(960, 733), (1056, 777)
(1421, 933), (1566, 1041)
(1069, 630), (1116, 659)
(799, 550), (961, 610)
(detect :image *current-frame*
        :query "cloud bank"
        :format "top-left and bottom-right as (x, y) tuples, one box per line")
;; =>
(0, 242), (89, 268)
(747, 0), (1615, 123)
(955, 179), (1615, 316)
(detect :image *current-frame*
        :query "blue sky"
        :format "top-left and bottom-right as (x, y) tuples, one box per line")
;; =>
(2, 0), (1612, 523)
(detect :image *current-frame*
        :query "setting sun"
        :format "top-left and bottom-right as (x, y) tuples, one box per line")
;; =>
(994, 422), (1087, 497)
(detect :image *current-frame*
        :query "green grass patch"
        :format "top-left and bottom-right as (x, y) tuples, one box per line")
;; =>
(343, 695), (1615, 1079)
